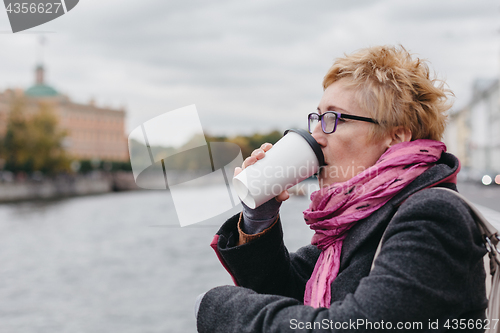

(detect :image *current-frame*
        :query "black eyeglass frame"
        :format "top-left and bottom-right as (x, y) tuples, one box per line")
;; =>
(308, 111), (378, 134)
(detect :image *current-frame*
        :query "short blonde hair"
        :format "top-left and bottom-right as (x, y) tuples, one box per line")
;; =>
(323, 45), (452, 141)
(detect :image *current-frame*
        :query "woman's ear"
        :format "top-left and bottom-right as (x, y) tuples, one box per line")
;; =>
(388, 127), (412, 147)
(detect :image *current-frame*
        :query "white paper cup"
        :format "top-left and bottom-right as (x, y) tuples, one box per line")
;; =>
(232, 128), (325, 208)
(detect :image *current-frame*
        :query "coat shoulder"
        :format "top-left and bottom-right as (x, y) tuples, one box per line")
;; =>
(393, 187), (480, 240)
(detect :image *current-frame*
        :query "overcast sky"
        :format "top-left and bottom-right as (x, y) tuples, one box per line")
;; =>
(0, 0), (499, 139)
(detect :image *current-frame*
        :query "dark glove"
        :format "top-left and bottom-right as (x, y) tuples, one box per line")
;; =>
(240, 198), (282, 234)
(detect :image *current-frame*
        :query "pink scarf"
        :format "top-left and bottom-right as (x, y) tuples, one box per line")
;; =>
(303, 139), (447, 308)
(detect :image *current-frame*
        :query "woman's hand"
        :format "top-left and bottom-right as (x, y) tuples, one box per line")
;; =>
(234, 143), (290, 202)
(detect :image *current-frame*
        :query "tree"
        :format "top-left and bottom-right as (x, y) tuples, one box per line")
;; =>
(1, 97), (70, 174)
(206, 129), (283, 159)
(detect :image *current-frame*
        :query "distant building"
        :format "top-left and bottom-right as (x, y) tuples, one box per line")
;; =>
(0, 64), (129, 162)
(444, 78), (500, 173)
(443, 106), (470, 167)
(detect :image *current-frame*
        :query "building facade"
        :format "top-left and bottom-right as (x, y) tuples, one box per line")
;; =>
(0, 65), (129, 162)
(444, 78), (500, 174)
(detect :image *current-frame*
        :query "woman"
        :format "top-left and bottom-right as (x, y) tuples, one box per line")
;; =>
(196, 45), (487, 332)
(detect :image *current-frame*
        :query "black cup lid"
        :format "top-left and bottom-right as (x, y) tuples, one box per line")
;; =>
(283, 128), (325, 167)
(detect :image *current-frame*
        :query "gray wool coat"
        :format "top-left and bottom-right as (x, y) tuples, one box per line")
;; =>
(197, 153), (488, 332)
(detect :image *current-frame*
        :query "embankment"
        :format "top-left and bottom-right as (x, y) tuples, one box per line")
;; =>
(0, 171), (139, 202)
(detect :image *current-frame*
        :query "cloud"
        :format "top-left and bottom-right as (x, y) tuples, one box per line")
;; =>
(0, 0), (498, 136)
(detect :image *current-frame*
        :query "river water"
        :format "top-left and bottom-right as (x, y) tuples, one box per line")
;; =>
(0, 185), (315, 333)
(2, 181), (499, 333)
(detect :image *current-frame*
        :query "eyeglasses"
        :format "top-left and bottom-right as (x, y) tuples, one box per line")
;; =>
(308, 111), (378, 134)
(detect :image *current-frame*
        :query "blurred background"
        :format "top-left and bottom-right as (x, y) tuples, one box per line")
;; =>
(0, 0), (499, 332)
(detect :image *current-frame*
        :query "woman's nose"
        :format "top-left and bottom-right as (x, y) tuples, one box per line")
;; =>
(311, 123), (327, 147)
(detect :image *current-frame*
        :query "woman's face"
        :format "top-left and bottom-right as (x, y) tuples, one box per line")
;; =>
(311, 79), (391, 188)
